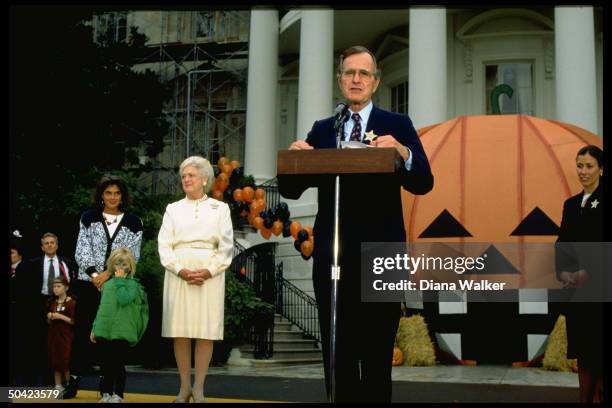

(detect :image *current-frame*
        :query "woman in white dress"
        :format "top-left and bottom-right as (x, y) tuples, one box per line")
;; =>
(158, 156), (233, 402)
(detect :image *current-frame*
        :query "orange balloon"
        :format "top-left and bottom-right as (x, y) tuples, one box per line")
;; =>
(256, 198), (266, 209)
(233, 188), (243, 201)
(253, 216), (264, 230)
(247, 214), (255, 225)
(255, 188), (265, 200)
(301, 240), (313, 257)
(217, 156), (229, 167)
(271, 220), (283, 236)
(250, 201), (262, 216)
(216, 174), (229, 191)
(222, 163), (233, 175)
(242, 186), (255, 203)
(261, 228), (272, 240)
(230, 160), (241, 169)
(290, 221), (302, 240)
(211, 189), (223, 200)
(217, 173), (229, 184)
(304, 226), (314, 239)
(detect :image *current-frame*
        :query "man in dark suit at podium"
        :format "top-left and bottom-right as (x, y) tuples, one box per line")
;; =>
(279, 45), (433, 402)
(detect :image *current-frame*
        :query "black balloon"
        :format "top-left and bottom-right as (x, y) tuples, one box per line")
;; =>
(301, 254), (311, 261)
(263, 217), (274, 229)
(294, 239), (302, 252)
(297, 229), (309, 243)
(214, 166), (221, 178)
(241, 201), (251, 213)
(224, 187), (235, 203)
(276, 202), (290, 220)
(230, 166), (243, 186)
(282, 221), (292, 238)
(231, 200), (243, 213)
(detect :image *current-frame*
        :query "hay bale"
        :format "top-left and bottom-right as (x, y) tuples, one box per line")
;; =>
(395, 314), (436, 366)
(542, 314), (573, 372)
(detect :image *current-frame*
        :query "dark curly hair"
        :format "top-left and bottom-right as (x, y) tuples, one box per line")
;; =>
(92, 175), (131, 212)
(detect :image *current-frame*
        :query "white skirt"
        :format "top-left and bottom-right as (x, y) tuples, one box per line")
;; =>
(161, 247), (225, 339)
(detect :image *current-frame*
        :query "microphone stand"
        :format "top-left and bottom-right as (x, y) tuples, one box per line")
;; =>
(329, 104), (348, 402)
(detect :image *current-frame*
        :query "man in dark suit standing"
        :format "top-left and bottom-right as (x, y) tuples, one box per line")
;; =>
(278, 46), (433, 402)
(16, 232), (77, 386)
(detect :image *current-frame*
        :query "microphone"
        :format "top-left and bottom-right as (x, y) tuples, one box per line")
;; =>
(333, 102), (349, 132)
(333, 102), (350, 148)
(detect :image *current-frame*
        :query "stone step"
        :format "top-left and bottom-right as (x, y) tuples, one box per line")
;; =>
(271, 339), (320, 350)
(240, 347), (322, 360)
(273, 321), (299, 331)
(250, 357), (323, 366)
(239, 339), (319, 352)
(273, 330), (308, 340)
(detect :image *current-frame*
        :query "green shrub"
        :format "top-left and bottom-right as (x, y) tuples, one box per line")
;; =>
(224, 271), (274, 347)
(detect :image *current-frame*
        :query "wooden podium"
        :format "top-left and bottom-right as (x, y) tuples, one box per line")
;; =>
(277, 147), (402, 176)
(277, 147), (401, 402)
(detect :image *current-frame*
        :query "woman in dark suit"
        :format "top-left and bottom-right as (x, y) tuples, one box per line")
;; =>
(555, 144), (603, 403)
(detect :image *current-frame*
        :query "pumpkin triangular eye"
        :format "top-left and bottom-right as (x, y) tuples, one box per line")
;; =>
(419, 209), (473, 238)
(510, 207), (559, 236)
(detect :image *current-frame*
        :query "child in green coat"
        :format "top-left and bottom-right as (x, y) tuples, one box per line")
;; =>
(90, 247), (148, 403)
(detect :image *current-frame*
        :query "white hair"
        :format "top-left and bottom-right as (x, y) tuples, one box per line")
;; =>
(179, 156), (215, 193)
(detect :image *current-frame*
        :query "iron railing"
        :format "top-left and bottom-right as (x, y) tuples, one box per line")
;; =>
(258, 177), (280, 213)
(230, 241), (277, 358)
(274, 264), (321, 345)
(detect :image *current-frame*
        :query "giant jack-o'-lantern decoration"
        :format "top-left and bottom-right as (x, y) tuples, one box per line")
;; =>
(401, 115), (602, 364)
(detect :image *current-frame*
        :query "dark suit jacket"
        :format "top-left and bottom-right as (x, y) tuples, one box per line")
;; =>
(554, 183), (603, 365)
(279, 105), (433, 283)
(17, 255), (77, 300)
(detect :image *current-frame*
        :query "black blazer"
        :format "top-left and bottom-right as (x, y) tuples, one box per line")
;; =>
(279, 105), (433, 282)
(17, 255), (77, 299)
(555, 184), (603, 277)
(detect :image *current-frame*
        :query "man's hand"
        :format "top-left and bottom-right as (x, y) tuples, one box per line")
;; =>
(370, 135), (410, 161)
(289, 140), (314, 150)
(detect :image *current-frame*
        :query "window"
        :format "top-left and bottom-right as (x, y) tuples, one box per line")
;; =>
(94, 12), (127, 44)
(391, 81), (409, 115)
(485, 63), (534, 115)
(196, 11), (213, 38)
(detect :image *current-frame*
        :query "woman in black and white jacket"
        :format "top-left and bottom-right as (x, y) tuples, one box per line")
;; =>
(70, 175), (143, 395)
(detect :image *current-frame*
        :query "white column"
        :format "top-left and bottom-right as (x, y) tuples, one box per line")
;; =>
(287, 9), (334, 219)
(408, 7), (447, 130)
(555, 6), (598, 134)
(244, 9), (279, 183)
(296, 9), (334, 140)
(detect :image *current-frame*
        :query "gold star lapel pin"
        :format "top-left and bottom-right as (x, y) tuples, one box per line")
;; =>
(364, 130), (378, 144)
(591, 199), (599, 209)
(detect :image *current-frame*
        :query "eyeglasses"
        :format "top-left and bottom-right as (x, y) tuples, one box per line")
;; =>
(341, 69), (376, 80)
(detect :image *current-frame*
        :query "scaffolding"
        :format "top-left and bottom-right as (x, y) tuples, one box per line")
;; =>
(95, 10), (251, 194)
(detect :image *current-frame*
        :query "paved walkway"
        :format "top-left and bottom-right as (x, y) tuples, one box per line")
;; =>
(15, 364), (578, 403)
(133, 362), (578, 388)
